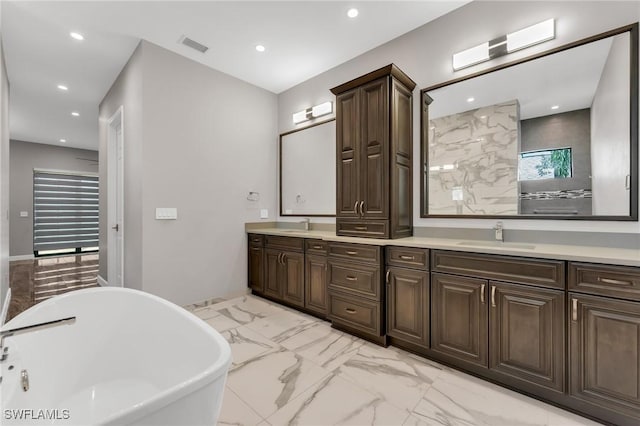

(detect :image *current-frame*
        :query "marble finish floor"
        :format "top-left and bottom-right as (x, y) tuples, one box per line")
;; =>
(189, 294), (602, 426)
(7, 254), (99, 321)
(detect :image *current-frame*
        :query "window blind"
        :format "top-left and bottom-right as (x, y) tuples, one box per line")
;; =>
(33, 171), (99, 253)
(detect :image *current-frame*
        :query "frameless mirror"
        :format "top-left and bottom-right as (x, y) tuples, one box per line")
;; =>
(280, 119), (336, 216)
(421, 24), (638, 220)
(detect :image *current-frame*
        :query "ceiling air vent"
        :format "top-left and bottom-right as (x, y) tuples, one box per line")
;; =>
(178, 35), (209, 54)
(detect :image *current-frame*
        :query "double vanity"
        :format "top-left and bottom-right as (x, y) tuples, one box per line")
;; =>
(257, 21), (640, 426)
(247, 228), (640, 426)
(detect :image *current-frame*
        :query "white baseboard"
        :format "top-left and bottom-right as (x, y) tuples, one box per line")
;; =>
(9, 254), (34, 261)
(1, 288), (11, 325)
(97, 275), (108, 287)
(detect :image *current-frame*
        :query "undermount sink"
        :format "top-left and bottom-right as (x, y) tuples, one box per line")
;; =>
(457, 240), (537, 250)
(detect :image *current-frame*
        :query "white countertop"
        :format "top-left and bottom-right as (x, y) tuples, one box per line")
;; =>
(247, 227), (640, 267)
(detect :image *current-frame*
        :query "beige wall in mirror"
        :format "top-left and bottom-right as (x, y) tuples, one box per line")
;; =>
(423, 26), (637, 220)
(280, 119), (336, 216)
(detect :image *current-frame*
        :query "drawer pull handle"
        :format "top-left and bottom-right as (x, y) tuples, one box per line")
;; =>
(353, 201), (359, 216)
(572, 298), (578, 321)
(346, 276), (358, 281)
(386, 270), (390, 284)
(354, 226), (368, 231)
(312, 245), (323, 249)
(491, 285), (496, 308)
(359, 201), (365, 217)
(399, 255), (415, 260)
(480, 284), (485, 304)
(597, 277), (632, 286)
(346, 251), (358, 255)
(345, 308), (357, 314)
(252, 238), (261, 243)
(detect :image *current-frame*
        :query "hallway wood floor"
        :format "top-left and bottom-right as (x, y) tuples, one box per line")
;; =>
(7, 253), (99, 321)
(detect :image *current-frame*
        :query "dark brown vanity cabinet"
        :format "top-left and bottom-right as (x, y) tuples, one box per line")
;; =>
(305, 239), (329, 317)
(327, 242), (385, 344)
(331, 64), (415, 239)
(264, 236), (305, 308)
(430, 251), (566, 396)
(386, 246), (430, 350)
(567, 262), (640, 425)
(248, 234), (265, 293)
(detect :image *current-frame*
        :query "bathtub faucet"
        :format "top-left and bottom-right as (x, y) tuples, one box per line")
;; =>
(0, 316), (76, 361)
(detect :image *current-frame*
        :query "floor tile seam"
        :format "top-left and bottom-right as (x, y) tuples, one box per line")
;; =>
(223, 385), (268, 423)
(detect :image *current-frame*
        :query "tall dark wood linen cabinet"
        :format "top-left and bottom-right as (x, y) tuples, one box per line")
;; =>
(331, 64), (416, 239)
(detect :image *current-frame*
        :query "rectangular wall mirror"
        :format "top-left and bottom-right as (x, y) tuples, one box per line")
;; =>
(421, 23), (638, 220)
(280, 119), (336, 216)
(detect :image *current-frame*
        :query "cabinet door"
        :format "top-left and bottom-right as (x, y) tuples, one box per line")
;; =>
(336, 89), (360, 218)
(431, 273), (488, 368)
(569, 293), (640, 421)
(264, 249), (282, 299)
(387, 267), (429, 348)
(359, 78), (389, 219)
(282, 251), (305, 308)
(248, 245), (264, 293)
(305, 254), (328, 317)
(490, 282), (565, 393)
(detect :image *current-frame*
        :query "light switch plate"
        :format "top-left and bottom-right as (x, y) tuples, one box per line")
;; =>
(20, 211), (28, 217)
(156, 208), (178, 220)
(260, 209), (269, 219)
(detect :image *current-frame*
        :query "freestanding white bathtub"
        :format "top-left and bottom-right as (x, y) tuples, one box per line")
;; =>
(0, 287), (231, 425)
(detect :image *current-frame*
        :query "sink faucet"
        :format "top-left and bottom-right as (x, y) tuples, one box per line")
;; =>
(493, 221), (504, 242)
(0, 316), (76, 361)
(299, 218), (310, 231)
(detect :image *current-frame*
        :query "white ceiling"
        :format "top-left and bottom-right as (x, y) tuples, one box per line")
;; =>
(428, 36), (617, 121)
(3, 1), (468, 151)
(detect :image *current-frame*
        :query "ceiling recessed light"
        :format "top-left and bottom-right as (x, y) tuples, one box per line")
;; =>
(57, 84), (68, 91)
(467, 97), (475, 103)
(255, 44), (266, 52)
(59, 139), (67, 143)
(70, 32), (84, 41)
(551, 105), (560, 110)
(71, 111), (80, 117)
(347, 8), (359, 18)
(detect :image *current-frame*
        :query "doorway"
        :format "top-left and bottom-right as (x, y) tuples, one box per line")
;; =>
(107, 106), (124, 287)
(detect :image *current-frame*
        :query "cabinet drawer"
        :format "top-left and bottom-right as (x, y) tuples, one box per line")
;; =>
(337, 219), (389, 238)
(265, 235), (304, 252)
(328, 242), (381, 264)
(569, 262), (640, 301)
(329, 292), (382, 336)
(328, 260), (381, 300)
(248, 233), (264, 246)
(432, 250), (565, 290)
(305, 239), (328, 255)
(386, 246), (429, 270)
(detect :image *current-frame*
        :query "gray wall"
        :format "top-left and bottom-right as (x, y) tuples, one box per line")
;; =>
(0, 33), (10, 317)
(277, 0), (640, 235)
(9, 140), (98, 257)
(520, 109), (592, 215)
(591, 33), (631, 215)
(99, 41), (278, 305)
(98, 42), (144, 290)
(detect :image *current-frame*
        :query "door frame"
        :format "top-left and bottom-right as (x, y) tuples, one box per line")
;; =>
(107, 106), (124, 287)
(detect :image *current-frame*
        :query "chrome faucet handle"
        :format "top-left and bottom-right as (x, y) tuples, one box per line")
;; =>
(0, 316), (76, 362)
(493, 221), (504, 241)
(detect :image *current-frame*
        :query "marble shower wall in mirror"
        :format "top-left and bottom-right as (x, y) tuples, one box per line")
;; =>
(280, 119), (336, 216)
(422, 24), (638, 220)
(428, 100), (520, 215)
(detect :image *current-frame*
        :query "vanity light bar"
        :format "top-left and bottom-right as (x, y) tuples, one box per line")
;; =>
(453, 19), (555, 71)
(292, 101), (333, 124)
